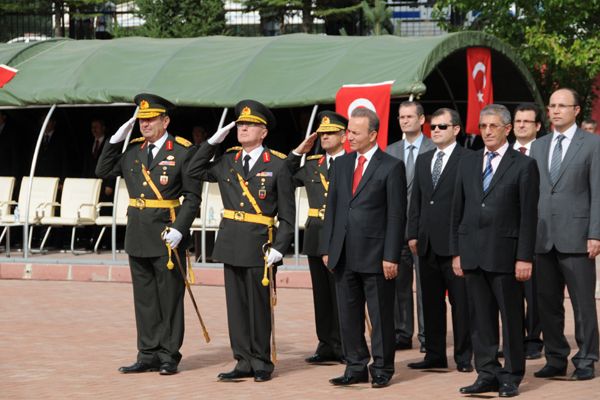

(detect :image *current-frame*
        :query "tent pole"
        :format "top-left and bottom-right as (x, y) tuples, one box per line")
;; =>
(436, 67), (459, 113)
(23, 104), (56, 259)
(295, 104), (319, 265)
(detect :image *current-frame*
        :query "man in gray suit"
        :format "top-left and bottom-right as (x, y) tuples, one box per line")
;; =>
(530, 88), (600, 381)
(386, 101), (435, 351)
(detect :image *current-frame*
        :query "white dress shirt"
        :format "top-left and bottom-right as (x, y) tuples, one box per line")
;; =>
(242, 145), (265, 171)
(148, 131), (169, 159)
(430, 141), (457, 174)
(326, 149), (346, 167)
(513, 139), (535, 156)
(548, 123), (577, 164)
(482, 141), (509, 173)
(354, 144), (379, 171)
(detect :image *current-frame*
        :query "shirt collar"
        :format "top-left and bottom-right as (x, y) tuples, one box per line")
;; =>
(553, 123), (577, 141)
(435, 141), (457, 157)
(513, 138), (535, 150)
(149, 132), (168, 150)
(358, 144), (379, 162)
(405, 133), (424, 150)
(242, 145), (264, 161)
(326, 149), (345, 165)
(485, 141), (509, 157)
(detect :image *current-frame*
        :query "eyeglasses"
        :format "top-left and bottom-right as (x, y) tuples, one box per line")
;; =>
(513, 120), (537, 125)
(479, 123), (508, 130)
(547, 104), (577, 110)
(430, 124), (453, 130)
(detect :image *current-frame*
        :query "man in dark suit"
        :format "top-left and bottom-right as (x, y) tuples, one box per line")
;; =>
(96, 93), (201, 376)
(82, 118), (115, 203)
(459, 132), (485, 150)
(530, 88), (600, 381)
(386, 101), (434, 351)
(287, 111), (347, 364)
(0, 111), (19, 178)
(321, 107), (406, 388)
(407, 108), (472, 372)
(35, 116), (70, 181)
(451, 104), (539, 397)
(188, 100), (295, 383)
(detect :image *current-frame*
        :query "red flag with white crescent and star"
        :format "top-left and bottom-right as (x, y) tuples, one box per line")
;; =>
(335, 81), (394, 151)
(466, 48), (493, 134)
(0, 64), (18, 88)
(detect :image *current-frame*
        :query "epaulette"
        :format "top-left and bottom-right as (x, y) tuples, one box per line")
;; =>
(226, 146), (243, 153)
(175, 136), (192, 148)
(269, 149), (286, 159)
(306, 154), (324, 161)
(129, 137), (144, 145)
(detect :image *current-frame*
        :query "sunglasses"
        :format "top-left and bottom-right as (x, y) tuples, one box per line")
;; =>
(430, 124), (453, 130)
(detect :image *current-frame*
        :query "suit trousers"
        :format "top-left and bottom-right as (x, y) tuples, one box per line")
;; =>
(335, 264), (396, 379)
(523, 263), (543, 353)
(536, 249), (599, 370)
(224, 264), (274, 374)
(419, 249), (472, 365)
(464, 268), (525, 385)
(129, 252), (185, 365)
(395, 243), (425, 345)
(307, 256), (342, 358)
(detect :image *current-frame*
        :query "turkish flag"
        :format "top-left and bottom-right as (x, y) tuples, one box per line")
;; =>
(335, 81), (394, 150)
(466, 48), (493, 134)
(0, 64), (18, 88)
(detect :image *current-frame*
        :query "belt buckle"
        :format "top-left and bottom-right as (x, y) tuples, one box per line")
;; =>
(318, 208), (325, 220)
(135, 198), (146, 210)
(234, 211), (245, 221)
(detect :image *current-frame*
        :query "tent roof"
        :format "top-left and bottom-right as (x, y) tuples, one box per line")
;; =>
(0, 32), (541, 108)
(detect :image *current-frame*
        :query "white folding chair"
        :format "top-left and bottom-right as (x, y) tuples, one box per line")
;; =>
(94, 179), (129, 253)
(0, 176), (16, 254)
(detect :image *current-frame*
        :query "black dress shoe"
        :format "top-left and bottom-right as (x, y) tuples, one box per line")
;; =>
(305, 354), (343, 364)
(159, 362), (178, 375)
(254, 370), (272, 382)
(218, 369), (254, 381)
(395, 340), (412, 350)
(371, 375), (391, 388)
(534, 365), (567, 378)
(407, 359), (448, 369)
(571, 368), (595, 381)
(456, 362), (474, 373)
(499, 383), (519, 397)
(329, 374), (369, 386)
(118, 361), (159, 374)
(525, 350), (542, 360)
(459, 379), (499, 394)
(419, 344), (426, 353)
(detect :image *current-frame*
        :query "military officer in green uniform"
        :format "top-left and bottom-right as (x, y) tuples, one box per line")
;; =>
(96, 93), (201, 375)
(188, 100), (295, 382)
(286, 111), (347, 364)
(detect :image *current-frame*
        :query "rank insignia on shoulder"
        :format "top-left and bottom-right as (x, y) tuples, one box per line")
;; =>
(307, 154), (324, 161)
(129, 137), (144, 145)
(269, 149), (286, 159)
(175, 136), (192, 147)
(226, 146), (243, 153)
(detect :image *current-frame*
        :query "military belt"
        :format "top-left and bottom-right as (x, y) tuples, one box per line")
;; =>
(307, 208), (326, 220)
(223, 209), (275, 226)
(129, 198), (180, 210)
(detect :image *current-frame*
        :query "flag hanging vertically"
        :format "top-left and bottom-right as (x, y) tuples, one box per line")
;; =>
(466, 48), (493, 134)
(335, 81), (394, 150)
(0, 64), (18, 88)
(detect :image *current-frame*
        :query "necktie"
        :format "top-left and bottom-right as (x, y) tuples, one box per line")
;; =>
(93, 139), (101, 158)
(243, 154), (251, 177)
(549, 135), (566, 184)
(147, 144), (155, 167)
(327, 157), (334, 178)
(431, 151), (445, 188)
(482, 151), (498, 192)
(518, 146), (527, 155)
(406, 144), (416, 183)
(352, 155), (366, 194)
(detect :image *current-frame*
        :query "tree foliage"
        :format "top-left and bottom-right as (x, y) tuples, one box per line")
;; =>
(135, 0), (227, 37)
(433, 0), (600, 116)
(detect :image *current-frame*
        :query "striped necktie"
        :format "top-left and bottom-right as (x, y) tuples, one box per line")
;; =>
(549, 135), (566, 184)
(482, 151), (498, 192)
(431, 151), (444, 188)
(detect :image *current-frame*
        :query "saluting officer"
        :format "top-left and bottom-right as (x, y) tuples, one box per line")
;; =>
(287, 111), (347, 364)
(188, 100), (295, 382)
(96, 93), (201, 376)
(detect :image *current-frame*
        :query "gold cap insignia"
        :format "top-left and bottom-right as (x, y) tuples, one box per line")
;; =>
(241, 106), (251, 116)
(140, 100), (149, 110)
(322, 116), (330, 124)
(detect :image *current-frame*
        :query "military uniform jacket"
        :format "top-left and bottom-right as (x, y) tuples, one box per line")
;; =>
(96, 133), (202, 258)
(188, 142), (295, 267)
(287, 152), (330, 257)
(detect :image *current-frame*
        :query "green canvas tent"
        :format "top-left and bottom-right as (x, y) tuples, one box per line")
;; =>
(0, 31), (542, 109)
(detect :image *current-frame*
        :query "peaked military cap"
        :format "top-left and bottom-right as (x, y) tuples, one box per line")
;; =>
(235, 99), (276, 130)
(134, 93), (174, 119)
(316, 111), (348, 133)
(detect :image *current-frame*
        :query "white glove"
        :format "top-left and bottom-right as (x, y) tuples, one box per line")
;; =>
(207, 121), (236, 145)
(266, 248), (283, 266)
(109, 116), (137, 144)
(162, 228), (183, 249)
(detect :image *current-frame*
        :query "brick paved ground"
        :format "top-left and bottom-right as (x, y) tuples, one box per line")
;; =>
(1, 279), (599, 399)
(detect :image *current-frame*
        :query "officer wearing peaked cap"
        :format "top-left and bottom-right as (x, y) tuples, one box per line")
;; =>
(188, 99), (295, 382)
(286, 111), (347, 364)
(96, 93), (202, 376)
